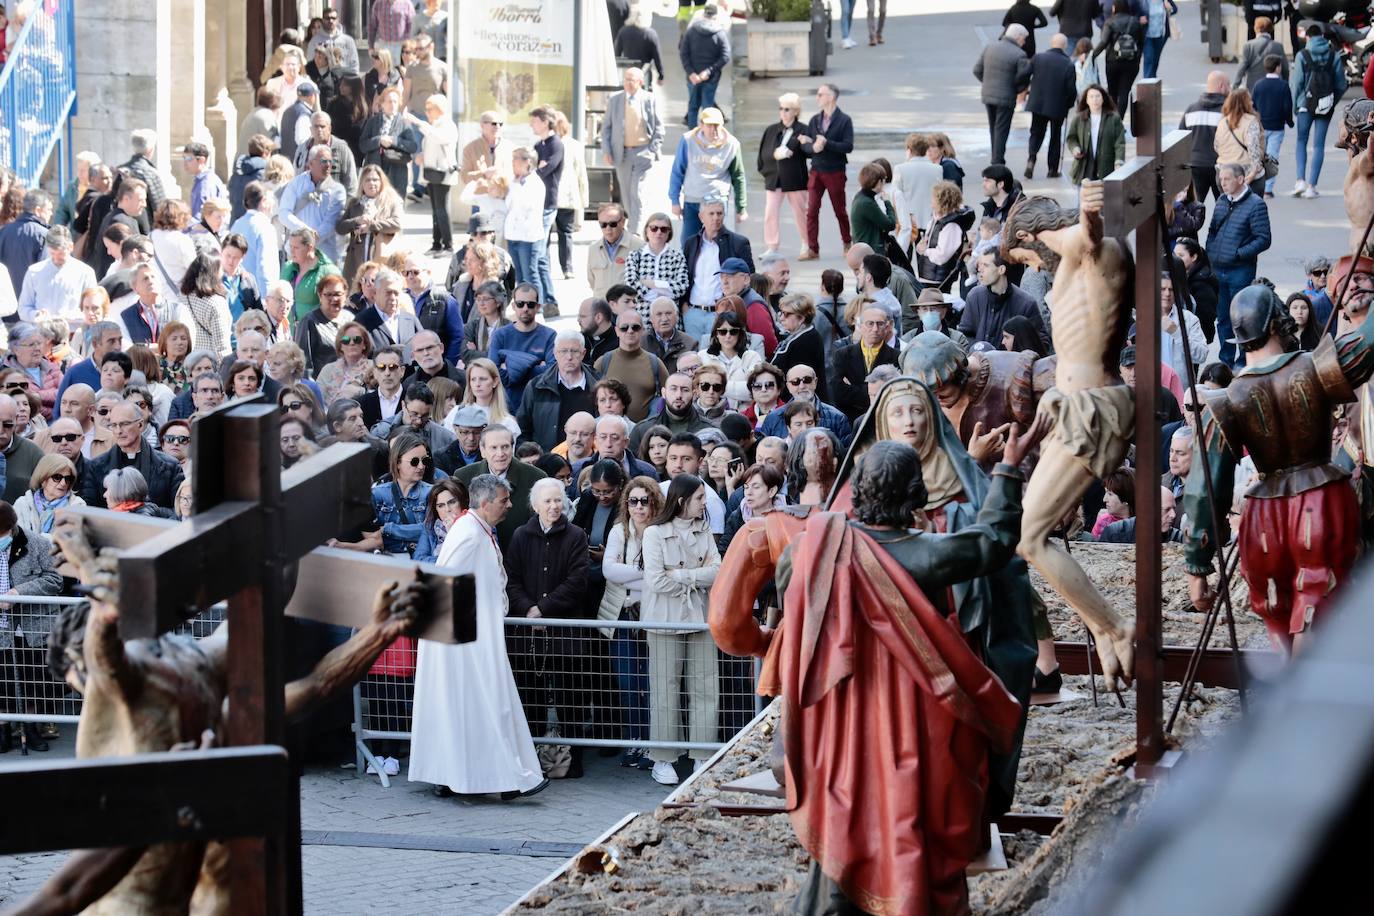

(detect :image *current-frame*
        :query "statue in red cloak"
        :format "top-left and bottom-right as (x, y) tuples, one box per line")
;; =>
(712, 428), (1043, 915)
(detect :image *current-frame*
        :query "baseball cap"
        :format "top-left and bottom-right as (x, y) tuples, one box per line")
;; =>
(468, 213), (495, 234)
(452, 405), (490, 428)
(717, 257), (751, 275)
(297, 80), (318, 97)
(697, 107), (724, 126)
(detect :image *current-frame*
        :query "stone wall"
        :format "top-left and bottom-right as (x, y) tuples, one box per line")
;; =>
(72, 0), (173, 177)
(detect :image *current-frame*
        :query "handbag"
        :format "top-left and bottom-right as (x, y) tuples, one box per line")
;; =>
(369, 636), (417, 678)
(1227, 122), (1278, 181)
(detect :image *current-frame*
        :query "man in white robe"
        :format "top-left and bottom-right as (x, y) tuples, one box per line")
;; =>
(408, 473), (549, 798)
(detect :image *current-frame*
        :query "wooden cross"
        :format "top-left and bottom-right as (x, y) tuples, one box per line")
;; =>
(0, 398), (476, 914)
(1102, 79), (1195, 773)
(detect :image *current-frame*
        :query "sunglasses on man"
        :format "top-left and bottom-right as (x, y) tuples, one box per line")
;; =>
(49, 433), (82, 444)
(513, 299), (540, 309)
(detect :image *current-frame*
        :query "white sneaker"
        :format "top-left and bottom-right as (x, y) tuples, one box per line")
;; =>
(1302, 187), (1320, 198)
(383, 757), (401, 776)
(651, 761), (680, 785)
(842, 37), (857, 49)
(1290, 180), (1308, 197)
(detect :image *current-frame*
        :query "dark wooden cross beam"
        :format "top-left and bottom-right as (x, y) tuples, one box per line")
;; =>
(1101, 79), (1194, 773)
(12, 398), (475, 914)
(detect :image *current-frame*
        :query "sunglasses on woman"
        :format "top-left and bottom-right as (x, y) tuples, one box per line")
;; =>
(751, 380), (778, 391)
(162, 434), (191, 445)
(717, 327), (741, 336)
(406, 455), (433, 468)
(338, 335), (364, 345)
(4, 381), (29, 391)
(49, 473), (75, 485)
(280, 401), (305, 413)
(698, 381), (724, 393)
(647, 225), (671, 234)
(627, 496), (651, 506)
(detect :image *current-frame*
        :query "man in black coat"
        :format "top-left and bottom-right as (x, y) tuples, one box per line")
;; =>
(681, 198), (753, 341)
(832, 306), (900, 420)
(1024, 33), (1079, 180)
(515, 331), (600, 451)
(452, 426), (548, 549)
(81, 401), (184, 509)
(958, 251), (1051, 351)
(401, 330), (464, 389)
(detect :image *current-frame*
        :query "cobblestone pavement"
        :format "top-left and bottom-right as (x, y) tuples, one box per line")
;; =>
(0, 736), (678, 913)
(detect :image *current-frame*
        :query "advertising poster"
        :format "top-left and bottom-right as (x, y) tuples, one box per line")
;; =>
(458, 0), (576, 146)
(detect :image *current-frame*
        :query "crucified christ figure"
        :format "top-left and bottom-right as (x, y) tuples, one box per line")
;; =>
(1338, 99), (1374, 257)
(8, 516), (426, 916)
(1002, 180), (1136, 686)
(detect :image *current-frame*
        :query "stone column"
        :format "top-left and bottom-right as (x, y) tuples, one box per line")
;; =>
(168, 0), (209, 167)
(73, 0), (173, 173)
(204, 0), (251, 180)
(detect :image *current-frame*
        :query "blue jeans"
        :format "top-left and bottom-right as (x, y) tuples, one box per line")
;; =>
(1214, 263), (1257, 367)
(1264, 127), (1284, 195)
(535, 207), (557, 305)
(1142, 35), (1168, 79)
(409, 160), (422, 196)
(1296, 111), (1331, 188)
(508, 239), (540, 290)
(610, 629), (649, 742)
(681, 201), (702, 244)
(686, 74), (720, 129)
(840, 0), (855, 39)
(683, 304), (716, 341)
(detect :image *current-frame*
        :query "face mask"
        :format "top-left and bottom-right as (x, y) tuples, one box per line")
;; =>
(0, 535), (13, 552)
(921, 311), (943, 332)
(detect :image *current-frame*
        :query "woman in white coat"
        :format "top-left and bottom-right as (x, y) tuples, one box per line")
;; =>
(639, 473), (721, 786)
(408, 474), (549, 799)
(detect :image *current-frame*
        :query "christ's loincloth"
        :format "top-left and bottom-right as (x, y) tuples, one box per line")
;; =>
(1038, 385), (1136, 479)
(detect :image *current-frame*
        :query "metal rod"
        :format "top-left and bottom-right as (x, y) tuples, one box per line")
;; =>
(1156, 188), (1247, 712)
(1166, 545), (1240, 734)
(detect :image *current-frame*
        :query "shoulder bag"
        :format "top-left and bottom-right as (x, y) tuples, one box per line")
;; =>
(1227, 121), (1278, 181)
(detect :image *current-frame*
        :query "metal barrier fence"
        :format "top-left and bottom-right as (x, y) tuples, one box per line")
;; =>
(0, 0), (77, 188)
(352, 617), (764, 787)
(0, 596), (225, 726)
(2, 599), (762, 787)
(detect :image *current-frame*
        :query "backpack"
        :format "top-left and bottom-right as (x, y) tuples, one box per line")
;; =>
(1111, 23), (1139, 62)
(1301, 49), (1337, 117)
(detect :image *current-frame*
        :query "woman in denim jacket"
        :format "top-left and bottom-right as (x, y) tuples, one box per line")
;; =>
(372, 431), (436, 556)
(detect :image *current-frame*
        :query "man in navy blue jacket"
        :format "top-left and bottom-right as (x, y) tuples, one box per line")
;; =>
(798, 83), (855, 260)
(1251, 54), (1292, 198)
(1205, 161), (1272, 365)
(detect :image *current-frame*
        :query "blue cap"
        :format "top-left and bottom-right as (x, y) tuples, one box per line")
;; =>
(717, 257), (751, 275)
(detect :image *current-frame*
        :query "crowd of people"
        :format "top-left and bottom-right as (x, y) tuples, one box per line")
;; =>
(0, 0), (1365, 800)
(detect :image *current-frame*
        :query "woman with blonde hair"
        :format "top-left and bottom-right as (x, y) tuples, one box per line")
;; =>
(1214, 86), (1266, 196)
(757, 92), (809, 258)
(14, 453), (85, 535)
(349, 259), (382, 313)
(427, 376), (463, 419)
(364, 47), (402, 109)
(336, 164), (404, 279)
(551, 110), (589, 280)
(452, 357), (519, 436)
